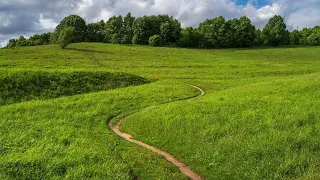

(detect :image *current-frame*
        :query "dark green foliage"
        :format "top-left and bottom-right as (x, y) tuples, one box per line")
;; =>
(53, 15), (87, 43)
(262, 15), (288, 46)
(5, 39), (17, 48)
(0, 71), (149, 106)
(307, 33), (320, 46)
(86, 20), (105, 42)
(290, 30), (301, 45)
(149, 35), (162, 47)
(16, 36), (28, 46)
(5, 13), (320, 48)
(198, 16), (229, 48)
(104, 16), (124, 43)
(5, 33), (52, 48)
(177, 27), (202, 47)
(228, 16), (256, 47)
(299, 28), (312, 45)
(133, 15), (181, 45)
(254, 29), (263, 45)
(122, 13), (135, 44)
(59, 27), (75, 49)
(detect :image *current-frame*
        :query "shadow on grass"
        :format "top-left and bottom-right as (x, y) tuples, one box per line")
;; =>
(66, 47), (110, 54)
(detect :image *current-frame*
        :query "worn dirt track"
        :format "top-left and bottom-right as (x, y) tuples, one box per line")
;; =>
(109, 84), (205, 180)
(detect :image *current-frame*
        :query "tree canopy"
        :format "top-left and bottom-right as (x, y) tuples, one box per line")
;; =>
(262, 15), (289, 46)
(5, 13), (320, 49)
(53, 15), (87, 43)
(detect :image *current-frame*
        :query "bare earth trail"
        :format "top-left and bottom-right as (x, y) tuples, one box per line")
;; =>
(108, 85), (205, 180)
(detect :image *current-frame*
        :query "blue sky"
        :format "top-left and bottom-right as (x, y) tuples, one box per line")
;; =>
(1, 0), (320, 46)
(234, 0), (269, 7)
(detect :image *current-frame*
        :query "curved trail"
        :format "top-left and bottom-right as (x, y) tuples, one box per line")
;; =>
(109, 85), (204, 180)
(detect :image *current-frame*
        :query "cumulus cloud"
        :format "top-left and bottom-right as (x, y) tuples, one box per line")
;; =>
(0, 0), (320, 46)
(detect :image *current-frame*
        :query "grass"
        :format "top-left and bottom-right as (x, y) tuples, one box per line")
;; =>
(1, 43), (320, 179)
(0, 70), (149, 106)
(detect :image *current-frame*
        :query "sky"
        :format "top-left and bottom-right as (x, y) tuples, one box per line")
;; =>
(0, 0), (320, 47)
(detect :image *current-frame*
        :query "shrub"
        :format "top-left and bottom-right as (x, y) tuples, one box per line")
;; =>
(149, 35), (162, 47)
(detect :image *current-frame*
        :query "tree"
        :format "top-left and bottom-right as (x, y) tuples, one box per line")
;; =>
(159, 15), (182, 45)
(299, 28), (312, 45)
(290, 30), (300, 45)
(178, 27), (202, 47)
(307, 33), (320, 46)
(198, 16), (228, 48)
(133, 15), (161, 45)
(6, 39), (17, 48)
(149, 35), (162, 47)
(87, 20), (105, 42)
(53, 15), (87, 43)
(29, 32), (52, 45)
(16, 36), (28, 46)
(104, 16), (124, 43)
(122, 13), (135, 44)
(236, 16), (256, 47)
(133, 15), (181, 45)
(262, 15), (288, 46)
(254, 29), (263, 46)
(59, 27), (75, 49)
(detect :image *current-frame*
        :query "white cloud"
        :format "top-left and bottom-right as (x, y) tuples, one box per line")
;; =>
(39, 14), (58, 30)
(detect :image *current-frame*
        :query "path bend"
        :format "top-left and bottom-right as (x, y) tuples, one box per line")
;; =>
(108, 84), (205, 180)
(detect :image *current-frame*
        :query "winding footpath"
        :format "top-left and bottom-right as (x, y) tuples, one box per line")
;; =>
(109, 85), (205, 180)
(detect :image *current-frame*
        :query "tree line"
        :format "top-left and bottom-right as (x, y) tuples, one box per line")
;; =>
(5, 13), (320, 49)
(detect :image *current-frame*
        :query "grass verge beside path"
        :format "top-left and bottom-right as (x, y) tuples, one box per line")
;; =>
(122, 73), (320, 179)
(0, 80), (197, 180)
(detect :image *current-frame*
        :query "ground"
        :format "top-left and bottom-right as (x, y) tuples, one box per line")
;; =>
(0, 43), (320, 179)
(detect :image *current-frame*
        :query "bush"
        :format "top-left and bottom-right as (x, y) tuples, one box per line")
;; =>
(59, 27), (75, 49)
(149, 35), (162, 47)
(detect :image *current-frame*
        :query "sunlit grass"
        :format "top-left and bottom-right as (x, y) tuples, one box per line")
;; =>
(1, 43), (320, 179)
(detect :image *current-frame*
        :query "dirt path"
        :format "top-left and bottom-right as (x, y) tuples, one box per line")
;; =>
(109, 84), (204, 180)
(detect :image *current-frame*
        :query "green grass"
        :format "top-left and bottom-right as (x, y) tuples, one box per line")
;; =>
(0, 70), (149, 106)
(1, 43), (320, 179)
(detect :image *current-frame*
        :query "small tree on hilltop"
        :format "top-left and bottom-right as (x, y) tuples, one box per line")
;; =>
(53, 15), (87, 43)
(59, 27), (75, 49)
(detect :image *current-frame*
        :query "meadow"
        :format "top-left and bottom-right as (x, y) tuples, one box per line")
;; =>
(0, 43), (320, 179)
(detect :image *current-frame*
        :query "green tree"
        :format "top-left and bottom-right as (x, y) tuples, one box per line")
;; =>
(87, 20), (105, 42)
(262, 15), (288, 46)
(16, 36), (28, 46)
(122, 13), (135, 44)
(6, 39), (17, 48)
(133, 15), (161, 45)
(159, 15), (182, 45)
(29, 32), (52, 45)
(307, 33), (320, 46)
(133, 15), (181, 45)
(198, 16), (228, 48)
(59, 27), (75, 49)
(299, 28), (312, 45)
(53, 15), (87, 43)
(104, 16), (124, 43)
(289, 30), (300, 45)
(149, 35), (162, 47)
(178, 27), (202, 47)
(254, 29), (263, 46)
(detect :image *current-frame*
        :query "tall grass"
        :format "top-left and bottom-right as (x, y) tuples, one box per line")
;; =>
(0, 70), (149, 106)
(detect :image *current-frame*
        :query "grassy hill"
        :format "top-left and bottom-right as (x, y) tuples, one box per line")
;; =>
(1, 43), (320, 179)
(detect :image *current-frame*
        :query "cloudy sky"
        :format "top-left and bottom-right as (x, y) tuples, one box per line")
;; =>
(0, 0), (320, 46)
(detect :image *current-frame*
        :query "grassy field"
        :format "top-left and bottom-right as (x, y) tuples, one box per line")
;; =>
(1, 43), (320, 179)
